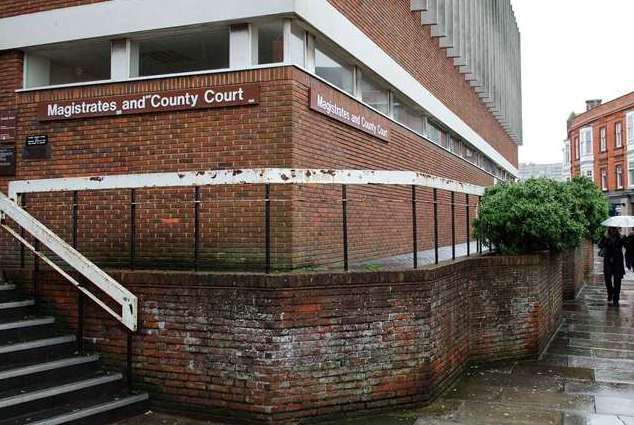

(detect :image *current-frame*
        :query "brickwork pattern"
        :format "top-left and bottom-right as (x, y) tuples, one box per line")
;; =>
(8, 251), (565, 424)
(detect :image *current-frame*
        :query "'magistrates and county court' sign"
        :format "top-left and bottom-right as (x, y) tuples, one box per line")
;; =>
(309, 80), (391, 142)
(37, 83), (260, 121)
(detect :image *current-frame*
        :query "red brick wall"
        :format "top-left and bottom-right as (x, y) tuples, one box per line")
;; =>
(0, 66), (489, 271)
(8, 251), (563, 423)
(327, 0), (519, 167)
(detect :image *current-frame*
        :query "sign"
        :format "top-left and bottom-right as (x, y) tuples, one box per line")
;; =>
(0, 110), (17, 143)
(37, 83), (260, 121)
(23, 135), (50, 160)
(0, 145), (16, 176)
(309, 80), (391, 142)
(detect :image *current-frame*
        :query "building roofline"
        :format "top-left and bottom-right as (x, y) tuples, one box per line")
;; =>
(568, 91), (634, 133)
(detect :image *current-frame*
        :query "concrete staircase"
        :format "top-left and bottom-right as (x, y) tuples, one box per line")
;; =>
(0, 278), (148, 425)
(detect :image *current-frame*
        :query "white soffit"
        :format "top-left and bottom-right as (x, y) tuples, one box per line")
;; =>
(0, 0), (518, 177)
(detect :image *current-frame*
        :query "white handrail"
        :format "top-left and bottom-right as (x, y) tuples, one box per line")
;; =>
(7, 168), (486, 200)
(0, 191), (137, 332)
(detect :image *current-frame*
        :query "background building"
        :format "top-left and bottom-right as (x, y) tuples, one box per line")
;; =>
(567, 92), (634, 215)
(519, 162), (564, 181)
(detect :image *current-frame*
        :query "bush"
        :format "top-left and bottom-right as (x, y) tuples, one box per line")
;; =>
(473, 177), (607, 255)
(565, 176), (610, 242)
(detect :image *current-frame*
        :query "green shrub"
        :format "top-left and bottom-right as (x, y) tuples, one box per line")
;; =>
(565, 176), (610, 242)
(472, 177), (606, 255)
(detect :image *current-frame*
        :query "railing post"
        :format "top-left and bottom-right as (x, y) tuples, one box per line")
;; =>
(342, 185), (349, 272)
(20, 194), (26, 269)
(72, 191), (78, 249)
(130, 189), (136, 270)
(466, 194), (470, 257)
(194, 187), (200, 272)
(477, 195), (482, 254)
(433, 188), (439, 265)
(451, 191), (456, 260)
(77, 291), (84, 355)
(265, 184), (271, 274)
(412, 185), (417, 269)
(33, 239), (40, 302)
(127, 330), (133, 392)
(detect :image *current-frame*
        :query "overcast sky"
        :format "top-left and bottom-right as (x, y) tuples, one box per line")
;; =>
(510, 0), (634, 165)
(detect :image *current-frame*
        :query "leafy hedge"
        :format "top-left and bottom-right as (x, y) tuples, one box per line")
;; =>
(473, 176), (608, 255)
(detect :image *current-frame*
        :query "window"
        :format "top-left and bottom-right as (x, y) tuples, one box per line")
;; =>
(315, 42), (354, 94)
(563, 142), (570, 164)
(629, 161), (634, 188)
(256, 21), (284, 65)
(426, 123), (442, 144)
(575, 137), (580, 159)
(617, 165), (624, 189)
(601, 168), (608, 191)
(138, 28), (230, 76)
(580, 127), (593, 157)
(625, 111), (634, 149)
(392, 96), (424, 134)
(24, 40), (111, 88)
(358, 71), (389, 114)
(616, 122), (623, 148)
(600, 127), (607, 152)
(289, 23), (306, 67)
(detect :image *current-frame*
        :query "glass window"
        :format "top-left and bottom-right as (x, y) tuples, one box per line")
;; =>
(315, 42), (354, 94)
(627, 112), (634, 146)
(257, 21), (284, 65)
(600, 127), (607, 152)
(575, 137), (580, 159)
(359, 72), (389, 114)
(289, 23), (306, 67)
(580, 127), (593, 156)
(25, 40), (111, 88)
(617, 165), (623, 189)
(601, 168), (608, 191)
(426, 123), (442, 144)
(616, 122), (623, 148)
(138, 28), (230, 77)
(392, 96), (424, 134)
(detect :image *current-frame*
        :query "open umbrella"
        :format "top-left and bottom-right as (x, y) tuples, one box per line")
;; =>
(601, 216), (634, 228)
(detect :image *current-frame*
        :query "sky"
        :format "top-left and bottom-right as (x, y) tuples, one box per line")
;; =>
(511, 0), (634, 165)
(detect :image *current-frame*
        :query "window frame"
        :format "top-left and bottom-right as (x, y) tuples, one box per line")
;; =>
(600, 167), (608, 191)
(616, 121), (623, 148)
(600, 127), (607, 152)
(616, 164), (624, 189)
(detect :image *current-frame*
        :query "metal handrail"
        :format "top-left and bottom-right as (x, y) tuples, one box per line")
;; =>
(0, 191), (138, 332)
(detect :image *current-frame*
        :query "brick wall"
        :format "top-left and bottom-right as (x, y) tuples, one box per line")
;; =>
(0, 0), (107, 18)
(8, 250), (565, 423)
(0, 67), (489, 271)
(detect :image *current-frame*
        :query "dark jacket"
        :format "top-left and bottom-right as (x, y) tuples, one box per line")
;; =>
(624, 235), (634, 267)
(599, 234), (625, 278)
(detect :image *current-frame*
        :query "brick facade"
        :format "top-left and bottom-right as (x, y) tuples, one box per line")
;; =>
(7, 251), (564, 424)
(568, 92), (634, 213)
(0, 1), (519, 270)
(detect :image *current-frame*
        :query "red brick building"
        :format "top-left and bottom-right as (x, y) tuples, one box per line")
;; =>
(0, 0), (521, 271)
(566, 92), (634, 214)
(0, 1), (525, 423)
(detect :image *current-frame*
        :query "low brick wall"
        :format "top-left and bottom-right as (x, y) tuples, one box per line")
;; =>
(561, 240), (594, 301)
(8, 252), (564, 424)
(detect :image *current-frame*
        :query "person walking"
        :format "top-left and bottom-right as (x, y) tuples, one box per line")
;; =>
(599, 227), (625, 306)
(624, 231), (634, 271)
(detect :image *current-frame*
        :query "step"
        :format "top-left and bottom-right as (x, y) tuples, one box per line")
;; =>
(0, 355), (101, 393)
(0, 372), (123, 419)
(0, 392), (148, 425)
(0, 335), (77, 370)
(0, 286), (18, 303)
(0, 301), (35, 321)
(0, 317), (56, 345)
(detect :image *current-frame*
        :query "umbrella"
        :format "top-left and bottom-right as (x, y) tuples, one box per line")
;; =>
(601, 216), (634, 228)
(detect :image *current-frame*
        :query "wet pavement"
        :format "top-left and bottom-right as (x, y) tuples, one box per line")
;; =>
(119, 252), (634, 424)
